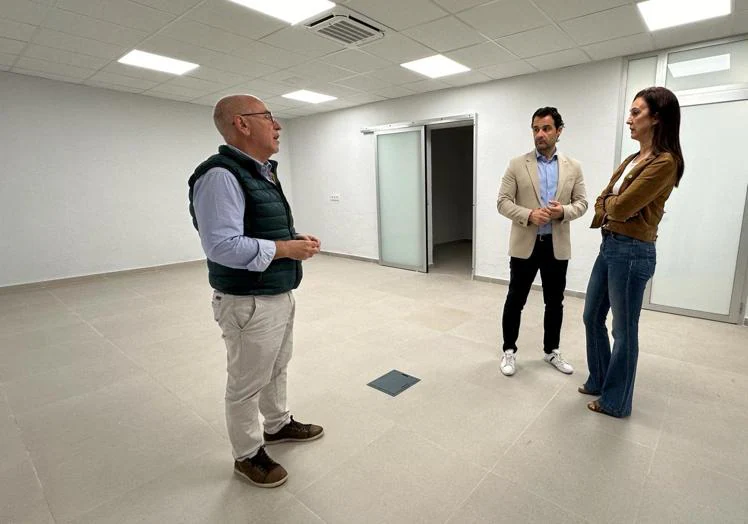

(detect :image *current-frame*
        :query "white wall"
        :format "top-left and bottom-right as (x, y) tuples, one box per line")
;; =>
(0, 71), (293, 287)
(286, 59), (623, 293)
(431, 126), (473, 245)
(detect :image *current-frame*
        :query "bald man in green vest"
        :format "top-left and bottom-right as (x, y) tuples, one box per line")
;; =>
(188, 95), (323, 488)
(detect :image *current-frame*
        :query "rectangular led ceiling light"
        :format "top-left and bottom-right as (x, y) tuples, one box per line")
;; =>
(637, 0), (731, 31)
(668, 53), (730, 77)
(118, 50), (198, 75)
(400, 54), (470, 79)
(282, 90), (337, 103)
(228, 0), (335, 25)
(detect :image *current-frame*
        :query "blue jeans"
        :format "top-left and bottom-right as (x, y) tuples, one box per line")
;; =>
(582, 232), (656, 417)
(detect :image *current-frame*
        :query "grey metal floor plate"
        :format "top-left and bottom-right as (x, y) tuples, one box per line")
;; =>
(367, 370), (420, 397)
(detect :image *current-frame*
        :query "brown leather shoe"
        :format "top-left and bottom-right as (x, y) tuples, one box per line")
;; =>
(234, 447), (288, 488)
(264, 416), (324, 445)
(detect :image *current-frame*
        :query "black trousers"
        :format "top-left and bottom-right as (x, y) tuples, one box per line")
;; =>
(501, 235), (568, 354)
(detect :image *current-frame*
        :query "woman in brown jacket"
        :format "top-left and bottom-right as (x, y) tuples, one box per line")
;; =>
(580, 86), (685, 417)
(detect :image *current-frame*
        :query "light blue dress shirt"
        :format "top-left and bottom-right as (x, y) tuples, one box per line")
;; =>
(536, 149), (559, 236)
(192, 146), (278, 272)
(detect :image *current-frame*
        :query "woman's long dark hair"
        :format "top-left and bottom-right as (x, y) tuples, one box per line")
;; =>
(634, 86), (685, 186)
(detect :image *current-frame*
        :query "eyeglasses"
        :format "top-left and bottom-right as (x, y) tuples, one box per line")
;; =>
(239, 111), (275, 123)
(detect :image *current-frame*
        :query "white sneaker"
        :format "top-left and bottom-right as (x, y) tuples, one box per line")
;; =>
(500, 350), (516, 376)
(544, 349), (574, 374)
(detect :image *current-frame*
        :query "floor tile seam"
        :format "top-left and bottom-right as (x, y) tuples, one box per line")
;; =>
(483, 469), (595, 524)
(0, 344), (148, 388)
(287, 492), (330, 523)
(651, 446), (748, 485)
(294, 422), (491, 501)
(0, 385), (57, 523)
(491, 381), (565, 468)
(45, 304), (229, 442)
(440, 469), (493, 524)
(57, 446), (220, 523)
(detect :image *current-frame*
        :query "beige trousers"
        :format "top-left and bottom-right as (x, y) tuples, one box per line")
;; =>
(211, 290), (295, 460)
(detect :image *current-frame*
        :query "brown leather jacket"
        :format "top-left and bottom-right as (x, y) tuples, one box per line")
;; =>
(590, 152), (678, 242)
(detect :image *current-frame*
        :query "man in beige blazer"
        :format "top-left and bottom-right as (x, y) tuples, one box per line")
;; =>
(496, 107), (588, 377)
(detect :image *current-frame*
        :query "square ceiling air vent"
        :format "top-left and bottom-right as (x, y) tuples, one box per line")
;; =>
(306, 12), (384, 46)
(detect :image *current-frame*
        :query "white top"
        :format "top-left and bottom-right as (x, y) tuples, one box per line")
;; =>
(612, 159), (638, 195)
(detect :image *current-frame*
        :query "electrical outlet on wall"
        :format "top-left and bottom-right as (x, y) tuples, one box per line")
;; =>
(329, 193), (340, 202)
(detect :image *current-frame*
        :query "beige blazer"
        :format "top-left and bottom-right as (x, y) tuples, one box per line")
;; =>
(497, 151), (588, 260)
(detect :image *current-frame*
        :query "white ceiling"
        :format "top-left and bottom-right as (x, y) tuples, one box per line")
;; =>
(2, 0), (747, 118)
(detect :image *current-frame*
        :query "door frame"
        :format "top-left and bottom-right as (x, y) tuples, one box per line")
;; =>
(364, 113), (478, 277)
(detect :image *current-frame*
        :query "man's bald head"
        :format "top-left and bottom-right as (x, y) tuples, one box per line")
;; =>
(213, 94), (264, 142)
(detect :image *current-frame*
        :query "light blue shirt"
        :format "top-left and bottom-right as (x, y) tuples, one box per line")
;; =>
(536, 149), (559, 236)
(192, 146), (278, 272)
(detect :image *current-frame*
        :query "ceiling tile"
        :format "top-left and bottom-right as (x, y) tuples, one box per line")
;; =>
(191, 91), (244, 107)
(333, 73), (392, 91)
(652, 17), (733, 50)
(480, 60), (536, 79)
(127, 0), (203, 16)
(560, 5), (647, 45)
(184, 66), (249, 86)
(32, 29), (128, 59)
(285, 60), (356, 82)
(0, 17), (36, 41)
(444, 42), (518, 68)
(360, 33), (433, 63)
(13, 56), (94, 79)
(99, 61), (175, 83)
(343, 92), (386, 104)
(164, 75), (225, 92)
(56, 0), (176, 32)
(303, 81), (362, 98)
(260, 27), (345, 57)
(403, 78), (451, 93)
(497, 25), (577, 58)
(3, 0), (49, 25)
(11, 68), (82, 83)
(0, 36), (27, 55)
(457, 0), (546, 39)
(239, 41), (308, 69)
(321, 49), (392, 74)
(172, 45), (277, 78)
(403, 16), (486, 52)
(532, 0), (633, 22)
(440, 70), (492, 87)
(0, 52), (17, 67)
(432, 0), (491, 15)
(42, 9), (149, 48)
(526, 48), (590, 70)
(261, 69), (314, 87)
(234, 78), (296, 96)
(84, 80), (145, 93)
(87, 70), (161, 89)
(345, 0), (448, 31)
(22, 44), (111, 69)
(582, 32), (655, 61)
(264, 95), (308, 109)
(187, 0), (285, 40)
(160, 19), (256, 55)
(368, 64), (424, 84)
(144, 90), (195, 102)
(144, 83), (208, 98)
(373, 85), (416, 98)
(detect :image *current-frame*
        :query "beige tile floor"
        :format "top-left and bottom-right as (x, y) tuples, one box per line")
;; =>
(1, 243), (747, 523)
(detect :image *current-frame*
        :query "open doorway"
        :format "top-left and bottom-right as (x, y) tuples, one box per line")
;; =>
(427, 123), (474, 279)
